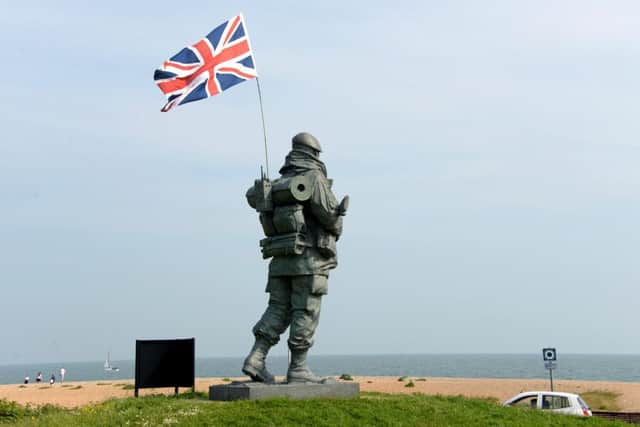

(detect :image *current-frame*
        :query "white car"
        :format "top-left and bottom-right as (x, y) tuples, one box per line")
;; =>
(503, 391), (592, 417)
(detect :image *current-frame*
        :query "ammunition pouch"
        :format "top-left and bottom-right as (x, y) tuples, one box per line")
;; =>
(260, 232), (309, 259)
(273, 205), (305, 234)
(259, 213), (277, 236)
(259, 205), (306, 237)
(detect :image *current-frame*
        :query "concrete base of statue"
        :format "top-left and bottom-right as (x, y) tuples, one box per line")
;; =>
(209, 380), (359, 401)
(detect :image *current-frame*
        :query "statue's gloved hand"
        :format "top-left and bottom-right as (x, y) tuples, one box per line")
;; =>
(337, 195), (349, 216)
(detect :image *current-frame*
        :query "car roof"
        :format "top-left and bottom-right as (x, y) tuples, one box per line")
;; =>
(508, 391), (579, 399)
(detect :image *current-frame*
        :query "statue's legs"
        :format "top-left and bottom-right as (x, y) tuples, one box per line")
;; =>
(287, 275), (328, 383)
(287, 275), (325, 351)
(243, 277), (291, 383)
(245, 275), (329, 383)
(253, 277), (293, 343)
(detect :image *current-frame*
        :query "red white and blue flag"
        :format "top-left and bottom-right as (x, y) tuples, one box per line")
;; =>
(154, 14), (257, 112)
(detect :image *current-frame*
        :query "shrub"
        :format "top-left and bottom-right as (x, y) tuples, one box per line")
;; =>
(0, 399), (21, 422)
(405, 381), (415, 388)
(339, 374), (353, 381)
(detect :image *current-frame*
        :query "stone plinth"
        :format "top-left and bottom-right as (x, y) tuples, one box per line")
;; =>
(209, 381), (359, 401)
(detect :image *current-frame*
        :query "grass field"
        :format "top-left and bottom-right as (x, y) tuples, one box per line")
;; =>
(0, 392), (630, 426)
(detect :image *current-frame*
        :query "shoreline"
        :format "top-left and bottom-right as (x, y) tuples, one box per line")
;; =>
(1, 376), (639, 411)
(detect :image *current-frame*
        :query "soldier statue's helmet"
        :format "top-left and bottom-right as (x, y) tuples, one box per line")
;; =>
(292, 132), (322, 153)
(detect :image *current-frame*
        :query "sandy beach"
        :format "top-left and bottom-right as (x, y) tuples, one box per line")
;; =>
(1, 376), (639, 411)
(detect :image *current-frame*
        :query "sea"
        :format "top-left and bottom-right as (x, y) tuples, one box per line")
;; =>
(1, 354), (639, 385)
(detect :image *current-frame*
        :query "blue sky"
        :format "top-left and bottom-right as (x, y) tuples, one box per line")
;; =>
(1, 0), (639, 364)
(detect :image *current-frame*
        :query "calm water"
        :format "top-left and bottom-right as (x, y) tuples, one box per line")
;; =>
(1, 354), (639, 385)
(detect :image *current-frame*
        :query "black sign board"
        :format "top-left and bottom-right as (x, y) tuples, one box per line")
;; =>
(542, 348), (557, 361)
(135, 338), (195, 397)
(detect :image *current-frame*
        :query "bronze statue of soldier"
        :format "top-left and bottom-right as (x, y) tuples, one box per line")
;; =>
(243, 132), (348, 384)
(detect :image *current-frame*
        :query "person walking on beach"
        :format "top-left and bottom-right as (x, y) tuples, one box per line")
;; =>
(59, 367), (66, 383)
(49, 374), (55, 386)
(23, 376), (29, 384)
(36, 372), (42, 383)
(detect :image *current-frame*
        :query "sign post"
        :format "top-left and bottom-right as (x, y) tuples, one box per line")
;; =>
(542, 348), (557, 391)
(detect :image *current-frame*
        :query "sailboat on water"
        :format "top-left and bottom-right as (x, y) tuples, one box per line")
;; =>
(104, 352), (120, 372)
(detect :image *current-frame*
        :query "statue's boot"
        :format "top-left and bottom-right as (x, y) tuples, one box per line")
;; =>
(242, 337), (275, 384)
(286, 350), (329, 384)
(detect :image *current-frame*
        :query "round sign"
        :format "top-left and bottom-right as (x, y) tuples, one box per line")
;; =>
(542, 348), (557, 361)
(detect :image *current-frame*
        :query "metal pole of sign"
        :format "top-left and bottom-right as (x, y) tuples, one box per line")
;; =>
(549, 367), (554, 392)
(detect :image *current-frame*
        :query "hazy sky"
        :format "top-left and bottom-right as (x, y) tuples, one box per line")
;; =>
(1, 1), (639, 365)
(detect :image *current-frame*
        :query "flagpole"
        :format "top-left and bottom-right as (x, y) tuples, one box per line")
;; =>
(255, 77), (270, 179)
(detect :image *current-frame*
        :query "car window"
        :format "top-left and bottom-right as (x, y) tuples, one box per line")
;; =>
(510, 395), (538, 409)
(577, 396), (590, 410)
(541, 395), (571, 409)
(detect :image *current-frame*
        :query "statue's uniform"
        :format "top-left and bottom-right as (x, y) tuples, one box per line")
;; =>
(242, 132), (345, 384)
(253, 165), (342, 352)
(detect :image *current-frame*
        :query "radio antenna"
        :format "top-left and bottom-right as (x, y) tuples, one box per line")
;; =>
(255, 77), (270, 179)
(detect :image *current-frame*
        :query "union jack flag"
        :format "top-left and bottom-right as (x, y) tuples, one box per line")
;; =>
(154, 14), (257, 112)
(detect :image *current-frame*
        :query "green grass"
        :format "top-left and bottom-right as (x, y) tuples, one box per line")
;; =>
(0, 399), (61, 423)
(581, 390), (622, 411)
(0, 393), (630, 426)
(405, 380), (415, 388)
(120, 384), (135, 390)
(95, 383), (111, 386)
